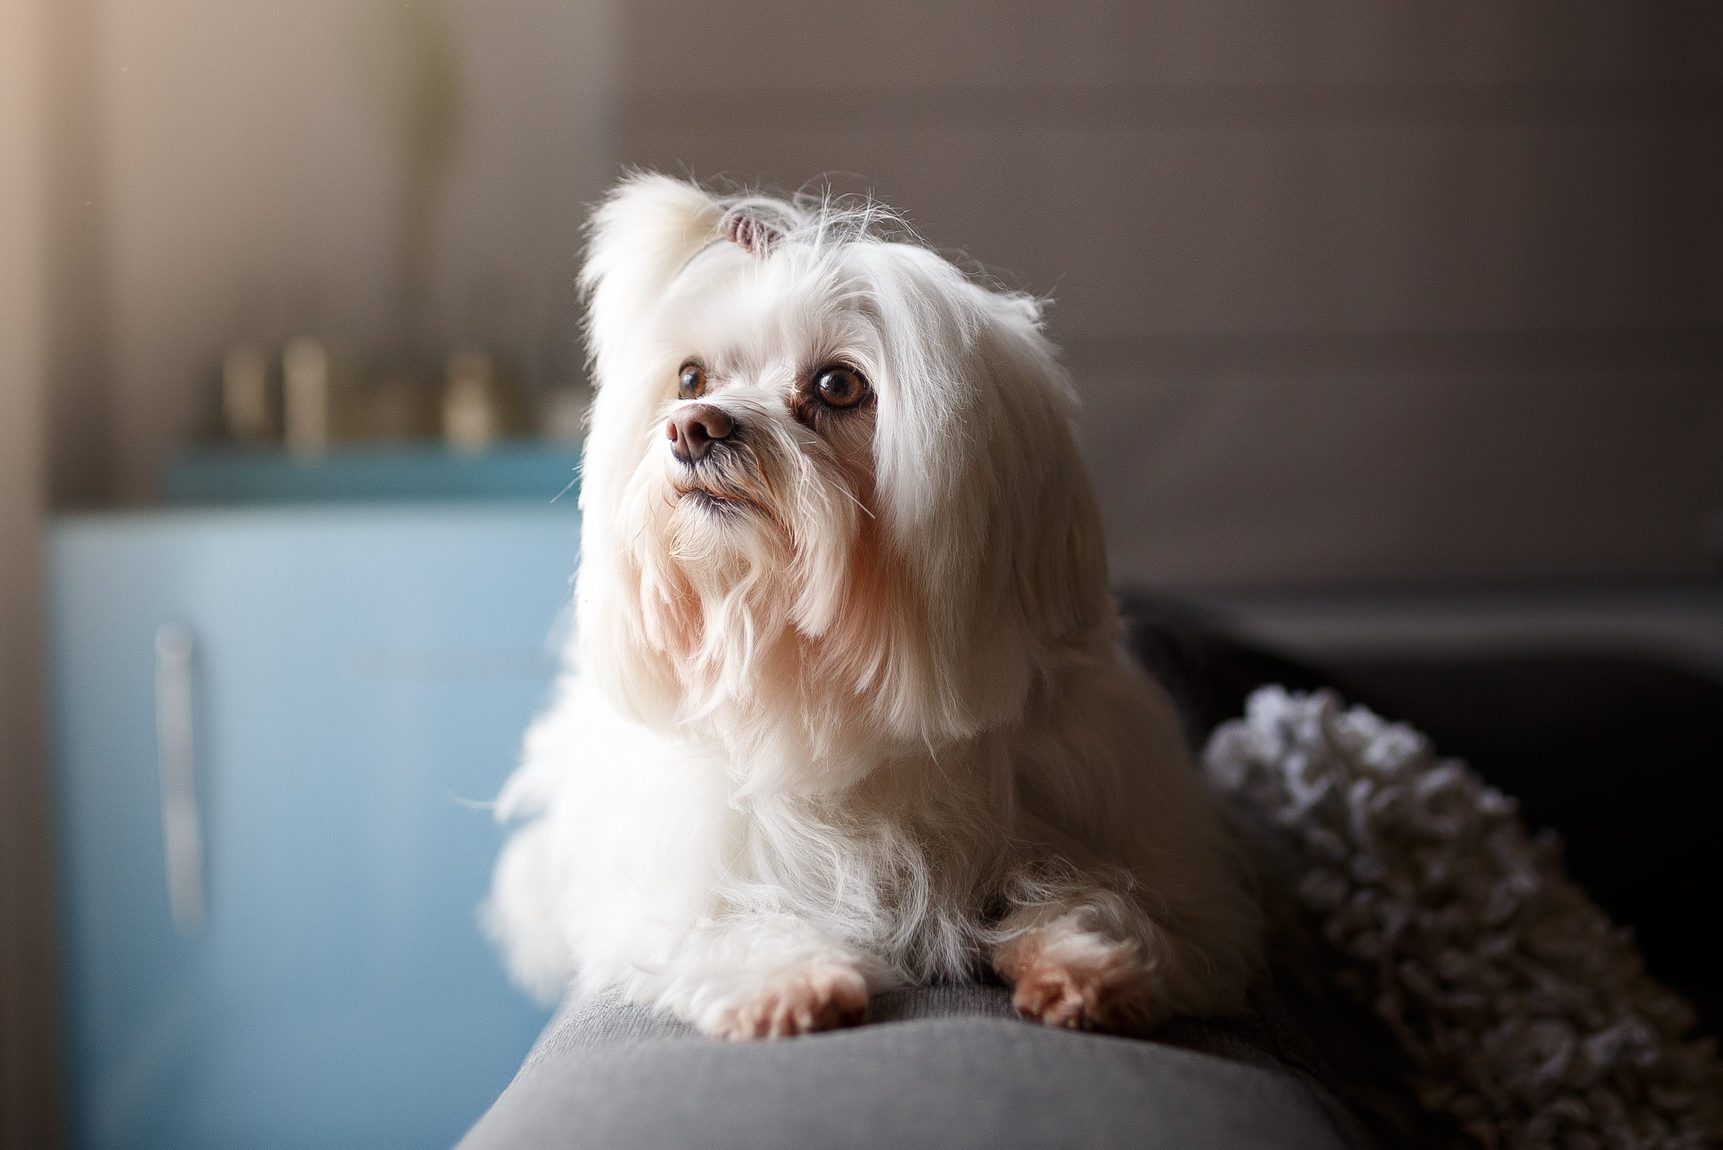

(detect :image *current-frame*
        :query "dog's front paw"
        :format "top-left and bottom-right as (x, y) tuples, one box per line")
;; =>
(998, 934), (1160, 1036)
(702, 962), (869, 1041)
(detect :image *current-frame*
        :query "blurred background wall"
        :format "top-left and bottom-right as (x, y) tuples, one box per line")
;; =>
(40, 0), (1723, 586)
(2, 0), (59, 1144)
(606, 0), (1723, 585)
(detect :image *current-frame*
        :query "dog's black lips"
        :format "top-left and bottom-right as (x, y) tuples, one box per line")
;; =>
(677, 444), (758, 514)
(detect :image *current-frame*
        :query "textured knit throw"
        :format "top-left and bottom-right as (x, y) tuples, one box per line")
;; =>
(1202, 687), (1723, 1150)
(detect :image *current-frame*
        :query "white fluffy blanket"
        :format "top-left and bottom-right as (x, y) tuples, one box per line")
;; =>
(1202, 687), (1723, 1150)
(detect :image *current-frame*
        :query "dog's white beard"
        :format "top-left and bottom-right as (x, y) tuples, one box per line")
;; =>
(599, 405), (889, 796)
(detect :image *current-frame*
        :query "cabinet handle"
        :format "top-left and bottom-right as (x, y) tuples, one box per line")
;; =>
(155, 624), (205, 930)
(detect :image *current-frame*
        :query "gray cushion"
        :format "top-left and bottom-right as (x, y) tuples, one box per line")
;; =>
(458, 984), (1367, 1150)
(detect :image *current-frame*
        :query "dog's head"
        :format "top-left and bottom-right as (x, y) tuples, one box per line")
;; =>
(575, 174), (1110, 765)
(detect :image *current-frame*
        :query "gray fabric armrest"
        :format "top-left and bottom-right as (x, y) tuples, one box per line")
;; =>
(459, 985), (1366, 1150)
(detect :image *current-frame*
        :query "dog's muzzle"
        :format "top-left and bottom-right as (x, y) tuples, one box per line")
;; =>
(667, 403), (735, 465)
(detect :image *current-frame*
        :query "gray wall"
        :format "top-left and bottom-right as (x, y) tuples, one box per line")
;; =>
(45, 0), (1723, 586)
(610, 1), (1723, 586)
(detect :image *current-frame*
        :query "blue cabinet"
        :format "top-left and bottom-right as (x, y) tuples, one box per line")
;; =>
(48, 506), (577, 1149)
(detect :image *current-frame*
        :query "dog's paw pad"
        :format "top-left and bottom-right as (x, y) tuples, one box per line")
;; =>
(705, 963), (869, 1041)
(1004, 939), (1159, 1036)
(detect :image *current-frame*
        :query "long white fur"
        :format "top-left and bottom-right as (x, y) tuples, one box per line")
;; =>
(486, 173), (1260, 1034)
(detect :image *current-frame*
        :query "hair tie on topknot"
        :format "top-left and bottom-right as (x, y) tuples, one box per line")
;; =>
(721, 207), (780, 256)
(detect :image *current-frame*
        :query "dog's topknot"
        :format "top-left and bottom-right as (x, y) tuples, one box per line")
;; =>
(721, 207), (778, 256)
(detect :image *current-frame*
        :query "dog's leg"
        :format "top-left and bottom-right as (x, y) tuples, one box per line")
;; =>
(657, 915), (880, 1041)
(991, 904), (1163, 1035)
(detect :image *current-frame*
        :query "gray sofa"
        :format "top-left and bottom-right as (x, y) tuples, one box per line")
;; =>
(458, 985), (1370, 1150)
(459, 591), (1723, 1148)
(457, 601), (1388, 1150)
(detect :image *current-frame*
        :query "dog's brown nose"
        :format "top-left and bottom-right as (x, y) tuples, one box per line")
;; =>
(666, 403), (735, 464)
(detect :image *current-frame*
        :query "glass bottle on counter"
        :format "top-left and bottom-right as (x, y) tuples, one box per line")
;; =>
(442, 349), (527, 454)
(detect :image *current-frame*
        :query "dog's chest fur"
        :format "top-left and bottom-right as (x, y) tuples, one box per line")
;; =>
(709, 747), (1012, 976)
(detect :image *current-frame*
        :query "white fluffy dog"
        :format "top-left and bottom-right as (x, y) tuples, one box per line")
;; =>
(487, 174), (1259, 1039)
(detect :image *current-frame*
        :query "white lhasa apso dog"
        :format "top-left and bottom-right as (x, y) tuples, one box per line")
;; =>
(487, 174), (1259, 1039)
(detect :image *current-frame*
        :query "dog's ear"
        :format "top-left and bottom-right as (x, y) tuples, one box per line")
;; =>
(863, 246), (1110, 740)
(580, 174), (726, 370)
(576, 175), (725, 615)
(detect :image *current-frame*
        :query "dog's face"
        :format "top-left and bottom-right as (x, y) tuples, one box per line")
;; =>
(576, 176), (1109, 769)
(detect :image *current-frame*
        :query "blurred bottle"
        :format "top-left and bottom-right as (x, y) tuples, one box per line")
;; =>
(442, 349), (527, 454)
(221, 345), (277, 445)
(283, 338), (368, 457)
(528, 308), (591, 446)
(283, 338), (332, 457)
(537, 379), (589, 444)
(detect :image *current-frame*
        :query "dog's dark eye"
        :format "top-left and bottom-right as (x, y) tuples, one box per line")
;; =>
(678, 360), (707, 400)
(813, 365), (869, 409)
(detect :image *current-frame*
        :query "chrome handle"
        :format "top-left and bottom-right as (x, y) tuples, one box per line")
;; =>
(155, 624), (205, 930)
